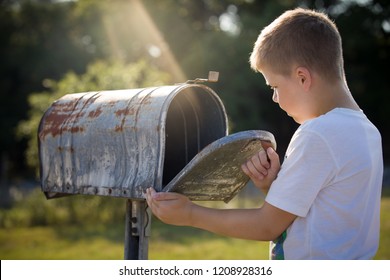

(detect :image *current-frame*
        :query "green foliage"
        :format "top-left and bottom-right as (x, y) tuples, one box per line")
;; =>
(0, 0), (103, 157)
(0, 185), (258, 229)
(0, 187), (127, 228)
(16, 59), (170, 174)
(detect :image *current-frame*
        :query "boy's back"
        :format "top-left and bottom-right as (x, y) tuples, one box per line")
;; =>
(267, 108), (383, 259)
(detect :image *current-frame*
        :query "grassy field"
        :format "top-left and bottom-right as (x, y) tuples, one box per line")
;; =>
(0, 219), (269, 260)
(0, 194), (389, 260)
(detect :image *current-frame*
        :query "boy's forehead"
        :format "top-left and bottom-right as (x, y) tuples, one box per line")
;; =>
(259, 69), (273, 85)
(260, 65), (293, 84)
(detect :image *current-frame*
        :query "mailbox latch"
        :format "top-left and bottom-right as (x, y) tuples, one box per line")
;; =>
(185, 71), (219, 84)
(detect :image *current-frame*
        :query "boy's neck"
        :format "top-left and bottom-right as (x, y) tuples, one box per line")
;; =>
(315, 78), (360, 116)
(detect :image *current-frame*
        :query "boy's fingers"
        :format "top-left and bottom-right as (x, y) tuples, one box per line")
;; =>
(258, 150), (271, 169)
(145, 189), (158, 210)
(267, 147), (280, 172)
(242, 149), (271, 177)
(251, 151), (269, 175)
(242, 161), (264, 180)
(146, 187), (182, 201)
(241, 163), (250, 175)
(153, 192), (180, 201)
(247, 156), (262, 176)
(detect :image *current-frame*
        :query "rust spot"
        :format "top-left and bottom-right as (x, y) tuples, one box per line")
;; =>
(115, 107), (135, 117)
(70, 126), (85, 133)
(39, 99), (87, 139)
(57, 146), (75, 153)
(115, 108), (125, 117)
(142, 94), (153, 105)
(114, 111), (132, 132)
(88, 107), (103, 118)
(114, 125), (123, 132)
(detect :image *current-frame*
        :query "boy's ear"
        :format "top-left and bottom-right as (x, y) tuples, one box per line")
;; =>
(295, 66), (312, 91)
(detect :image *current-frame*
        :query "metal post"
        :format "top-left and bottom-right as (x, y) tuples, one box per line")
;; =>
(124, 199), (151, 260)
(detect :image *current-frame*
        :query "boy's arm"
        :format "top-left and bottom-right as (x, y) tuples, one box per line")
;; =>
(145, 147), (290, 241)
(146, 188), (296, 241)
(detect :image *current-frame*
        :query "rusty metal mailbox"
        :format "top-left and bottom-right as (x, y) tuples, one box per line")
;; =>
(38, 83), (228, 200)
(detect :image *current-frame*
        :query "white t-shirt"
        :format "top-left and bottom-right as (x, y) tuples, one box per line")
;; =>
(266, 108), (383, 260)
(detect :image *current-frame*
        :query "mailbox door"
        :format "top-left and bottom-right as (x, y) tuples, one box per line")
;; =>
(163, 130), (276, 203)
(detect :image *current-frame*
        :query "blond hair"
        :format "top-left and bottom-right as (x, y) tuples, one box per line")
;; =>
(250, 8), (344, 81)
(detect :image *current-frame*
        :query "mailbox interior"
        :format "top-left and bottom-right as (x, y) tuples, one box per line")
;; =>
(163, 86), (228, 186)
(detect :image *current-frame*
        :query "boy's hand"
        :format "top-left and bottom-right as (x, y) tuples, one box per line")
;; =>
(145, 188), (194, 226)
(241, 147), (280, 194)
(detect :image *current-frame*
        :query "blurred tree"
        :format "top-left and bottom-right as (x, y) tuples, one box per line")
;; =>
(0, 0), (105, 180)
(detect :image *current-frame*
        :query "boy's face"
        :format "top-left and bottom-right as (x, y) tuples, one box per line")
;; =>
(260, 66), (306, 124)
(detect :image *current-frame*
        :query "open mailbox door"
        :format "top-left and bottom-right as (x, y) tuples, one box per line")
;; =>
(163, 130), (276, 202)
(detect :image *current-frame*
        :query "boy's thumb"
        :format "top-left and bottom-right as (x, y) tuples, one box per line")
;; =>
(267, 147), (280, 169)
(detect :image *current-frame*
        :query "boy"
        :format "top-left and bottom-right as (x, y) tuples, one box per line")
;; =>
(145, 8), (383, 259)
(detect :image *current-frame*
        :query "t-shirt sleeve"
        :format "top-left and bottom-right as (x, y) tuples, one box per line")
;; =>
(265, 130), (337, 217)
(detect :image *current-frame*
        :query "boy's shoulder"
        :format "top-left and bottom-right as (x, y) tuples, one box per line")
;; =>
(301, 108), (371, 133)
(297, 108), (381, 146)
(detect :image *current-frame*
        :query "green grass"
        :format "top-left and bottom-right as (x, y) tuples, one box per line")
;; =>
(149, 220), (270, 259)
(0, 195), (389, 260)
(0, 221), (269, 260)
(376, 192), (390, 259)
(0, 225), (124, 259)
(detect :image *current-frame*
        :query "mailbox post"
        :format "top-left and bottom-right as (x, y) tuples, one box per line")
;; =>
(124, 200), (150, 260)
